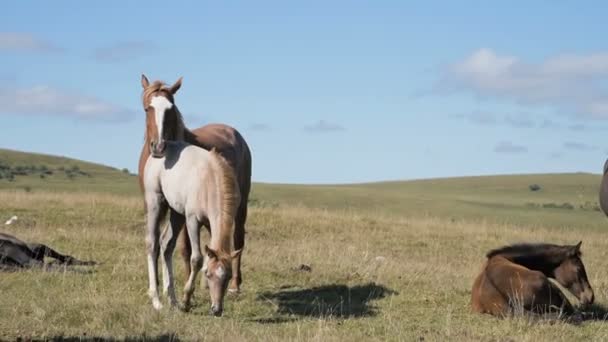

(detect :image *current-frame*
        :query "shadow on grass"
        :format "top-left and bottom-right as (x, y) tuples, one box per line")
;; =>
(256, 282), (397, 319)
(581, 303), (608, 321)
(12, 333), (179, 342)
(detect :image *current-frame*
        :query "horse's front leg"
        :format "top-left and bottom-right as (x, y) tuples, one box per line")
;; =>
(145, 194), (168, 310)
(182, 215), (203, 311)
(160, 208), (185, 308)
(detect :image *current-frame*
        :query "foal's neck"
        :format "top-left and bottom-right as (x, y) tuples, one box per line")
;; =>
(209, 227), (233, 254)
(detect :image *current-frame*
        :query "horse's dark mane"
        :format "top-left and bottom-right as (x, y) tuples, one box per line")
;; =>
(486, 243), (578, 265)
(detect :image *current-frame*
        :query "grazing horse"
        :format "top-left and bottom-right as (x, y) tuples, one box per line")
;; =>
(144, 141), (241, 316)
(138, 75), (251, 294)
(471, 242), (594, 318)
(599, 158), (608, 216)
(0, 232), (96, 269)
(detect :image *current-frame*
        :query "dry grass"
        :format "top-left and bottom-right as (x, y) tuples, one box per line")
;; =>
(1, 189), (608, 341)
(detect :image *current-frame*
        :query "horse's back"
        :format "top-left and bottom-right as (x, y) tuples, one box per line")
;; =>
(189, 124), (251, 194)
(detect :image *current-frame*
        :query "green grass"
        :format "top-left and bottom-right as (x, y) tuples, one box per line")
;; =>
(1, 149), (608, 341)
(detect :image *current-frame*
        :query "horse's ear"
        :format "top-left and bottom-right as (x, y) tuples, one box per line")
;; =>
(204, 245), (218, 260)
(231, 249), (242, 259)
(570, 241), (582, 256)
(141, 74), (150, 89)
(169, 77), (183, 94)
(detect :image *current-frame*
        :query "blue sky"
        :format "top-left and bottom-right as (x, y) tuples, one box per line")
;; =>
(1, 1), (608, 183)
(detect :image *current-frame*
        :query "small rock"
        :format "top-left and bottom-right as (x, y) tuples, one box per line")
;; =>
(294, 264), (312, 272)
(5, 215), (18, 225)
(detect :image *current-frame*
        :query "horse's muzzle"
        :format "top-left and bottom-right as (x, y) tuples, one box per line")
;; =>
(580, 289), (595, 306)
(150, 140), (166, 158)
(210, 305), (223, 317)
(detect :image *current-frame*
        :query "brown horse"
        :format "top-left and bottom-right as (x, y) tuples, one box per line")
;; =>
(599, 158), (608, 216)
(471, 242), (594, 318)
(137, 75), (251, 294)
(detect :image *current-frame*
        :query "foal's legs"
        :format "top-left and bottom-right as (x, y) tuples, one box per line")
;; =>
(160, 209), (185, 308)
(200, 223), (211, 290)
(182, 215), (203, 310)
(145, 195), (168, 310)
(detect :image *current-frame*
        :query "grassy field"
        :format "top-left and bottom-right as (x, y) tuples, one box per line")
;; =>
(1, 150), (608, 341)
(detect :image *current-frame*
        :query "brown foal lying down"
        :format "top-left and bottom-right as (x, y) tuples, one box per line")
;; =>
(472, 242), (594, 318)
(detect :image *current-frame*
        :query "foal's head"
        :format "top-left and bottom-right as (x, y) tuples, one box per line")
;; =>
(203, 245), (242, 317)
(553, 241), (594, 306)
(141, 74), (184, 158)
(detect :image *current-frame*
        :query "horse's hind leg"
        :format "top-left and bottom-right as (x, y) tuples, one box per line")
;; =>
(0, 243), (42, 268)
(182, 215), (203, 311)
(229, 197), (248, 294)
(177, 227), (192, 280)
(160, 209), (184, 308)
(145, 195), (168, 310)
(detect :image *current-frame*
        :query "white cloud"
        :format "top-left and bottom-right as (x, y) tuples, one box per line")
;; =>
(93, 41), (155, 63)
(303, 120), (345, 133)
(456, 111), (535, 128)
(493, 141), (528, 154)
(438, 48), (608, 119)
(0, 85), (134, 122)
(563, 141), (598, 151)
(249, 123), (271, 131)
(0, 32), (61, 53)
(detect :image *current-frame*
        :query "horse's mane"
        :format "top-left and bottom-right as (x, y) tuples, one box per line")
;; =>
(207, 149), (240, 253)
(486, 243), (578, 263)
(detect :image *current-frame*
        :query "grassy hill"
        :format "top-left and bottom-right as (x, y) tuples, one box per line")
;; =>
(252, 172), (606, 231)
(2, 148), (608, 341)
(0, 148), (139, 195)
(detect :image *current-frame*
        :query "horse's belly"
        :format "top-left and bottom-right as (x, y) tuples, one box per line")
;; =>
(161, 188), (186, 215)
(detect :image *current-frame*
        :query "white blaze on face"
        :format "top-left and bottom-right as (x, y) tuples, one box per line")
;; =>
(215, 266), (226, 279)
(149, 96), (173, 143)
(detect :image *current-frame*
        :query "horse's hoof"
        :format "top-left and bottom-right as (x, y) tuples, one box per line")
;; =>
(181, 301), (192, 312)
(168, 300), (180, 310)
(228, 288), (240, 295)
(152, 299), (163, 311)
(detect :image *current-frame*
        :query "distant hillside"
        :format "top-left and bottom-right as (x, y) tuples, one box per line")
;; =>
(0, 148), (138, 195)
(250, 172), (607, 230)
(2, 147), (606, 230)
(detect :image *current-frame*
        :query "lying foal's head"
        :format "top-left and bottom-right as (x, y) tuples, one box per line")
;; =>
(553, 241), (594, 306)
(203, 245), (242, 317)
